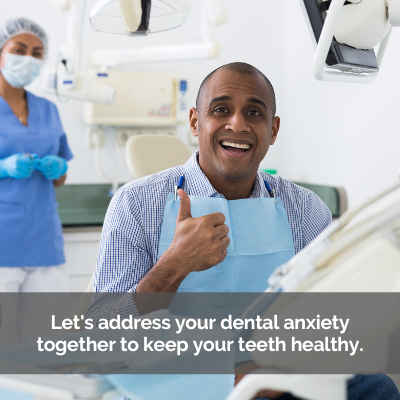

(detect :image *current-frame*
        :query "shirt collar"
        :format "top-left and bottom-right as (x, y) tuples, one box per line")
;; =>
(183, 151), (269, 199)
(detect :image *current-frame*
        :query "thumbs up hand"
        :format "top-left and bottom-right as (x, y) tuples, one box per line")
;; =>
(168, 189), (230, 274)
(136, 189), (230, 295)
(176, 188), (193, 223)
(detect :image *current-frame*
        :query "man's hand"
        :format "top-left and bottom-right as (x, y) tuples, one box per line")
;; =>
(136, 189), (230, 299)
(168, 189), (230, 274)
(234, 374), (284, 399)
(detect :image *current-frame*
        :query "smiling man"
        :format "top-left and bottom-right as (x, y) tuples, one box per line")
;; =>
(95, 62), (331, 295)
(94, 62), (400, 400)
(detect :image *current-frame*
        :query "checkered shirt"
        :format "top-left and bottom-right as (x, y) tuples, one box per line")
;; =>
(93, 151), (332, 303)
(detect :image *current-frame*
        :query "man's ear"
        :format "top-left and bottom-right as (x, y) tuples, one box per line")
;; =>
(270, 116), (280, 145)
(189, 107), (199, 137)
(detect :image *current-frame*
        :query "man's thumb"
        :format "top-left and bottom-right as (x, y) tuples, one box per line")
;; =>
(177, 189), (192, 221)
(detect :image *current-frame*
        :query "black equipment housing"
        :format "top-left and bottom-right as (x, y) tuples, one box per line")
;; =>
(303, 0), (379, 73)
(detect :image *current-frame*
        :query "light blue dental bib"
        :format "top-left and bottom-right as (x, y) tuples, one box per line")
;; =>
(158, 191), (296, 292)
(106, 190), (297, 400)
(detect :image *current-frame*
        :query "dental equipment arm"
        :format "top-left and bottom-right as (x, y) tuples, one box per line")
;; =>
(240, 179), (400, 321)
(44, 0), (116, 104)
(92, 130), (123, 196)
(266, 179), (400, 294)
(91, 0), (227, 68)
(301, 0), (400, 83)
(227, 373), (352, 400)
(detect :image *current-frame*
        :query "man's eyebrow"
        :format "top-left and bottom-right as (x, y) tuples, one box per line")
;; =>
(33, 46), (44, 50)
(208, 95), (232, 107)
(247, 97), (268, 110)
(208, 95), (268, 111)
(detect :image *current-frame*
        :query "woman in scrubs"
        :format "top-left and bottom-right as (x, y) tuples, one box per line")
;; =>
(0, 18), (73, 294)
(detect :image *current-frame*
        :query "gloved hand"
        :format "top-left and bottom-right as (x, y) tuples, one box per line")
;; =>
(0, 153), (37, 179)
(35, 155), (68, 180)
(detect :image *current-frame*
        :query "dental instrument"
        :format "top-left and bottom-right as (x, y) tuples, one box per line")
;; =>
(267, 179), (400, 293)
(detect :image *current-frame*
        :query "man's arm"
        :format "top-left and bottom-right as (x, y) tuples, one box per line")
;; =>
(94, 187), (150, 294)
(136, 189), (230, 293)
(89, 186), (156, 320)
(301, 191), (332, 249)
(92, 186), (230, 316)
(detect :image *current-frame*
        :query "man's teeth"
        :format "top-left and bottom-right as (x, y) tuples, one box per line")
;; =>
(221, 141), (250, 150)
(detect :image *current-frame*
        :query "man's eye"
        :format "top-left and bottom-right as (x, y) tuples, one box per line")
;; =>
(248, 110), (261, 116)
(214, 107), (228, 113)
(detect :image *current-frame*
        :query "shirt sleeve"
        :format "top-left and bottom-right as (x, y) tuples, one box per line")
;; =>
(92, 186), (152, 317)
(51, 103), (73, 161)
(301, 191), (332, 249)
(58, 132), (73, 161)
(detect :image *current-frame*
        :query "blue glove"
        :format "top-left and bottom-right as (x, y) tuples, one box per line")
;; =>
(35, 155), (68, 180)
(0, 153), (37, 179)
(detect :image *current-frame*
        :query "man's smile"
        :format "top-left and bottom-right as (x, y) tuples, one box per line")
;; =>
(218, 138), (253, 158)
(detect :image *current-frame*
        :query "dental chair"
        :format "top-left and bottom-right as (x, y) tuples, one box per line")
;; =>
(226, 180), (400, 400)
(0, 181), (399, 399)
(125, 134), (193, 179)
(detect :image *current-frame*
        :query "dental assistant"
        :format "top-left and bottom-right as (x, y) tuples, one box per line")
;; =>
(0, 18), (73, 292)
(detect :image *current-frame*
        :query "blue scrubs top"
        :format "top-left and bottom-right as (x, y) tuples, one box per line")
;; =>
(0, 91), (73, 267)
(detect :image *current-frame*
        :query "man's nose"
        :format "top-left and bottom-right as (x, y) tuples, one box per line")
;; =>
(225, 112), (250, 133)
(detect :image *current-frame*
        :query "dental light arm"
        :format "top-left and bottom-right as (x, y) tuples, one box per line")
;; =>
(47, 0), (226, 90)
(43, 0), (116, 104)
(90, 0), (227, 68)
(301, 0), (400, 83)
(388, 0), (400, 26)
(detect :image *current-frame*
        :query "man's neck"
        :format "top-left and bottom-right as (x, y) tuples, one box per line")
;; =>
(210, 176), (256, 200)
(198, 155), (258, 200)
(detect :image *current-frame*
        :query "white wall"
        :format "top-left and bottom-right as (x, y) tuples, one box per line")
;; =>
(280, 0), (400, 208)
(3, 0), (286, 184)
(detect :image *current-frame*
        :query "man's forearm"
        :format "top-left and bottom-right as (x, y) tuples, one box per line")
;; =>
(134, 250), (191, 315)
(136, 248), (189, 293)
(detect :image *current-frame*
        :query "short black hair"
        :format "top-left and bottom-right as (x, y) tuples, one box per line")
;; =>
(196, 62), (276, 117)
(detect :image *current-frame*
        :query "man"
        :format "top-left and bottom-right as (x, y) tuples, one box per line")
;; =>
(94, 62), (399, 399)
(95, 62), (331, 294)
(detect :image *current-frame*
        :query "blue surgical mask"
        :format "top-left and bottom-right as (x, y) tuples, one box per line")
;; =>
(0, 53), (43, 88)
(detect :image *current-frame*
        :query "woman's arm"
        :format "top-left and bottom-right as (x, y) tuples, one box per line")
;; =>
(53, 174), (67, 188)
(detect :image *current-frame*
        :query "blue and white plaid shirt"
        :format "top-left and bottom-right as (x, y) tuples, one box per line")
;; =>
(93, 151), (332, 295)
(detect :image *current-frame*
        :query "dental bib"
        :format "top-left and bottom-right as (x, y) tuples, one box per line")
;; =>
(158, 191), (295, 292)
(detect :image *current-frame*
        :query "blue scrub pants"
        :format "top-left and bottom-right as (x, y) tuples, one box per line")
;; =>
(257, 374), (400, 400)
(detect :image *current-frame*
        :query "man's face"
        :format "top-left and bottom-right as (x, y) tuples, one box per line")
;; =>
(190, 70), (279, 182)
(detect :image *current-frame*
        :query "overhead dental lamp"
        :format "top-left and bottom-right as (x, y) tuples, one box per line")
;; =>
(89, 0), (191, 36)
(90, 0), (226, 67)
(301, 0), (400, 83)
